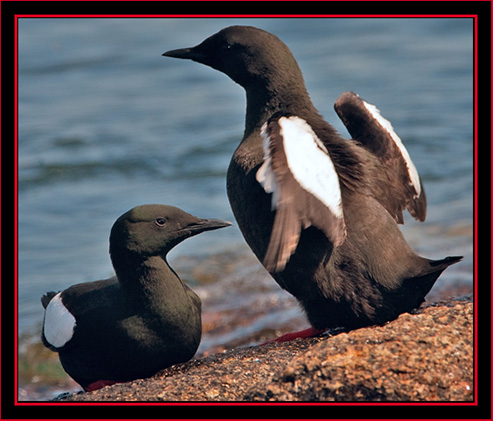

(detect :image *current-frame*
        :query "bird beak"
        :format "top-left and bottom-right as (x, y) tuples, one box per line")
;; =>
(159, 218), (232, 255)
(163, 46), (206, 63)
(183, 218), (232, 237)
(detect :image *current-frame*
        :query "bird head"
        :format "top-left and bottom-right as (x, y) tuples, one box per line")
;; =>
(110, 204), (231, 259)
(163, 25), (303, 90)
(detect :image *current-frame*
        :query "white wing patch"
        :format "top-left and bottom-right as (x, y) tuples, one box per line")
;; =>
(363, 100), (421, 197)
(281, 116), (343, 218)
(43, 292), (76, 348)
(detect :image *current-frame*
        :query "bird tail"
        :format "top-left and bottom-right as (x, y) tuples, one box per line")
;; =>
(41, 291), (58, 309)
(405, 255), (463, 307)
(428, 255), (463, 270)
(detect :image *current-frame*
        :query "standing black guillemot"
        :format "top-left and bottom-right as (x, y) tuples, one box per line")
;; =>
(41, 204), (231, 390)
(163, 26), (462, 337)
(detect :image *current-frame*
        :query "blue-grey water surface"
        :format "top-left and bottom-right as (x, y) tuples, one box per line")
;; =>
(17, 17), (474, 400)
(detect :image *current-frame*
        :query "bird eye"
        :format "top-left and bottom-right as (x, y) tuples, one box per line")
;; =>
(155, 217), (167, 227)
(222, 43), (233, 53)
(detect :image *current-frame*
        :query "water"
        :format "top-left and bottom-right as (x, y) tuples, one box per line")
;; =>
(17, 17), (474, 400)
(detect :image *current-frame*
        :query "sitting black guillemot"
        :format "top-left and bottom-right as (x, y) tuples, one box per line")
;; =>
(163, 26), (462, 336)
(41, 205), (231, 391)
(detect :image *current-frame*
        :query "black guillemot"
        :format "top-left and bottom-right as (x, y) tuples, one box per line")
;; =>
(41, 204), (231, 390)
(163, 26), (462, 336)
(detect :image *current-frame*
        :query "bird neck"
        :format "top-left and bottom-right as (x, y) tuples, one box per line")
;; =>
(243, 79), (319, 138)
(112, 251), (192, 311)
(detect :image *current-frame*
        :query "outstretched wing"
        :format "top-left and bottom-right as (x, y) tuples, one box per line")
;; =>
(334, 91), (426, 223)
(256, 113), (346, 273)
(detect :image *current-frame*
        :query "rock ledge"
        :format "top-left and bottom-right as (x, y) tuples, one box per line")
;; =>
(59, 297), (473, 402)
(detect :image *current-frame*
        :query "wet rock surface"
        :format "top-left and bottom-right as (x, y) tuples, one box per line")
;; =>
(59, 296), (473, 402)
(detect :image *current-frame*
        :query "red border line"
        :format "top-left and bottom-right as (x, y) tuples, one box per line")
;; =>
(14, 14), (479, 408)
(14, 13), (20, 408)
(14, 13), (479, 18)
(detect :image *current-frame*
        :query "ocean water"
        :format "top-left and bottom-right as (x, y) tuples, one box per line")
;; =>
(17, 17), (474, 400)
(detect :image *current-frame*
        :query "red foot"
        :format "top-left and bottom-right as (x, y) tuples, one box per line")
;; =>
(260, 327), (326, 345)
(84, 379), (119, 392)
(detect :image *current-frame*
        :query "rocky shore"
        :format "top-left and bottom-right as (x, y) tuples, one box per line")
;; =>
(58, 296), (473, 402)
